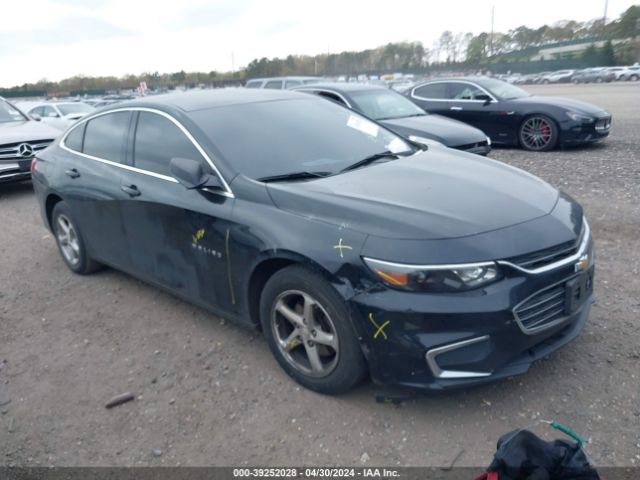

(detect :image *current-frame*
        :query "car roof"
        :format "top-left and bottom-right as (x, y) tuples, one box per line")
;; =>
(105, 88), (312, 113)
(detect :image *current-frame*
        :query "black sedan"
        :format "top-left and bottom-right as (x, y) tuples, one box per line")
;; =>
(405, 77), (612, 151)
(32, 90), (594, 394)
(294, 83), (491, 155)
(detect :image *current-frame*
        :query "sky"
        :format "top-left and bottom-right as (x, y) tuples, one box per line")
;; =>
(1, 0), (637, 87)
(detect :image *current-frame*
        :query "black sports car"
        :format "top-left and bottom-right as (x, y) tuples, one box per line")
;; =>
(405, 77), (612, 151)
(32, 90), (594, 394)
(294, 83), (491, 155)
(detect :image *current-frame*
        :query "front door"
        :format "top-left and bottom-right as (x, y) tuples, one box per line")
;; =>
(119, 111), (237, 312)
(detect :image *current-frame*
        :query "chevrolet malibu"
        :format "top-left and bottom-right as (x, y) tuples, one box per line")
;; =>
(32, 90), (594, 394)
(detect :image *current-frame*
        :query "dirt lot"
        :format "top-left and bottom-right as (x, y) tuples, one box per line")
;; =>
(1, 82), (639, 468)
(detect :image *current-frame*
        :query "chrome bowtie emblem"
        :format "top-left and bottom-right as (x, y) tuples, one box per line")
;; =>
(575, 254), (589, 272)
(17, 143), (34, 158)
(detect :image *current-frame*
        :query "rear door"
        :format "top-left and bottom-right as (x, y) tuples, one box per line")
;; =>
(119, 110), (236, 312)
(57, 111), (132, 268)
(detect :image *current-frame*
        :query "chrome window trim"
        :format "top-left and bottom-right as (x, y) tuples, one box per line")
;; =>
(425, 336), (492, 379)
(363, 257), (495, 271)
(296, 88), (353, 109)
(498, 219), (590, 275)
(411, 80), (498, 103)
(59, 107), (234, 198)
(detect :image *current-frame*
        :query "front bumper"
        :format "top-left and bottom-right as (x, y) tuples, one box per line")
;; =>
(348, 260), (594, 392)
(0, 159), (31, 184)
(560, 116), (611, 145)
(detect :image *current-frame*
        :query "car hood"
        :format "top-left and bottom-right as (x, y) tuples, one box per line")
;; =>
(514, 96), (609, 117)
(267, 150), (559, 240)
(380, 114), (487, 147)
(0, 120), (60, 144)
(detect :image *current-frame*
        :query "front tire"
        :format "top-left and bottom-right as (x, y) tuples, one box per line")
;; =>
(52, 202), (102, 274)
(260, 265), (367, 394)
(519, 115), (558, 152)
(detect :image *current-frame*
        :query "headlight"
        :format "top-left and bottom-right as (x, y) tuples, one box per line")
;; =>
(566, 111), (594, 123)
(408, 135), (446, 148)
(363, 257), (503, 293)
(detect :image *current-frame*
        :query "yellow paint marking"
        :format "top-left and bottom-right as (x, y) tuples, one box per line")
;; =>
(225, 228), (236, 305)
(192, 228), (205, 244)
(368, 313), (390, 340)
(333, 238), (353, 258)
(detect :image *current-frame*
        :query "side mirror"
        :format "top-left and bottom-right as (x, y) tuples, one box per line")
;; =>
(30, 113), (42, 121)
(476, 94), (493, 105)
(170, 157), (223, 190)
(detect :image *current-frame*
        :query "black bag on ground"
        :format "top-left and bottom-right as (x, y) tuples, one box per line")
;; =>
(485, 429), (600, 480)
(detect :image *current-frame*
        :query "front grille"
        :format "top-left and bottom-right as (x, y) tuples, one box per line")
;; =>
(514, 283), (567, 332)
(506, 225), (584, 271)
(595, 117), (611, 132)
(0, 139), (54, 160)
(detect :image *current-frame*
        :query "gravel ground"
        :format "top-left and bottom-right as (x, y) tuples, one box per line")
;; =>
(0, 83), (639, 468)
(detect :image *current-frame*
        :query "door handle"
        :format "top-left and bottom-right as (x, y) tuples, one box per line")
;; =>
(450, 106), (463, 111)
(65, 168), (80, 179)
(121, 184), (141, 197)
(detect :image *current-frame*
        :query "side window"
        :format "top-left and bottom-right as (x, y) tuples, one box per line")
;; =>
(133, 112), (206, 177)
(64, 123), (85, 152)
(413, 83), (447, 99)
(245, 80), (262, 88)
(448, 83), (485, 101)
(42, 106), (59, 118)
(285, 80), (302, 88)
(264, 80), (283, 89)
(83, 112), (130, 162)
(30, 106), (44, 117)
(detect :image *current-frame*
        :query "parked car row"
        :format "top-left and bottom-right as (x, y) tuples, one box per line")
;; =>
(30, 89), (595, 394)
(247, 75), (612, 152)
(513, 65), (640, 84)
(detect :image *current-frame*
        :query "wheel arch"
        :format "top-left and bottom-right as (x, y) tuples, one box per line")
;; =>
(45, 193), (64, 230)
(245, 250), (354, 329)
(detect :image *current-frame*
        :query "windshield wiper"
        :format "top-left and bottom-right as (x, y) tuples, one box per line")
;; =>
(258, 171), (332, 183)
(340, 151), (400, 173)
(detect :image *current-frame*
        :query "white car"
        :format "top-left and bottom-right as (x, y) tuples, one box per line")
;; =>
(16, 101), (95, 131)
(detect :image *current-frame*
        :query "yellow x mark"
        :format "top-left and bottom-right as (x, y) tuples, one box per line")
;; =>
(368, 313), (390, 340)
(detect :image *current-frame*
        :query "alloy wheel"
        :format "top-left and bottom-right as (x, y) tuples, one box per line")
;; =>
(520, 116), (554, 150)
(55, 214), (81, 266)
(271, 290), (339, 378)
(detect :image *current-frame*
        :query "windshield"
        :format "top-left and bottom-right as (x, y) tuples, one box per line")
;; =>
(0, 100), (27, 123)
(480, 78), (530, 100)
(349, 89), (425, 120)
(57, 103), (94, 115)
(191, 98), (412, 180)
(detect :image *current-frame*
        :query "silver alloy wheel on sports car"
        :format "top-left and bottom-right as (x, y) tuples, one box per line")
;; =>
(271, 290), (339, 378)
(520, 116), (554, 151)
(55, 214), (81, 266)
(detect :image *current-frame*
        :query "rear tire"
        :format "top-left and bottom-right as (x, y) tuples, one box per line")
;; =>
(260, 265), (367, 394)
(52, 202), (103, 274)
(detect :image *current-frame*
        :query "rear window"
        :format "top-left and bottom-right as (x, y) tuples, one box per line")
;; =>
(83, 112), (130, 163)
